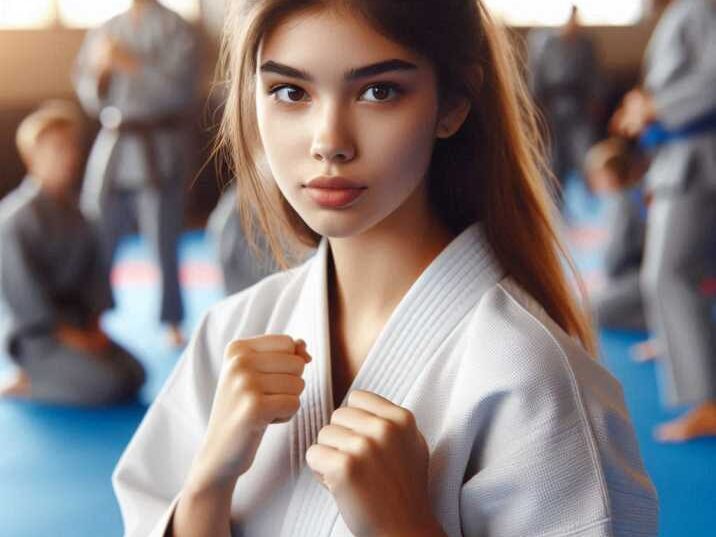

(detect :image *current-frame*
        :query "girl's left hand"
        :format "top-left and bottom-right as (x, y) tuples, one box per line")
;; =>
(306, 390), (445, 537)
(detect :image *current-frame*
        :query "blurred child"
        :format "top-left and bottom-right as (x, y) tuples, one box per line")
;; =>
(0, 101), (145, 405)
(585, 138), (648, 331)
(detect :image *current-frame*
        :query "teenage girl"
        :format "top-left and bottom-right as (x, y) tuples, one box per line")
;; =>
(114, 2), (658, 536)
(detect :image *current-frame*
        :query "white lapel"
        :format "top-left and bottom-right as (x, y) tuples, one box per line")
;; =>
(286, 238), (334, 480)
(282, 222), (504, 537)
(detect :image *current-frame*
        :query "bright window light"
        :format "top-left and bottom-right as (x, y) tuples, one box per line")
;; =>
(0, 0), (200, 29)
(160, 0), (200, 20)
(0, 0), (54, 29)
(484, 0), (643, 26)
(58, 0), (199, 27)
(57, 0), (131, 27)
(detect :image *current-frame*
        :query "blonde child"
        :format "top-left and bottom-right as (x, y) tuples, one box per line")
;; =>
(0, 102), (144, 405)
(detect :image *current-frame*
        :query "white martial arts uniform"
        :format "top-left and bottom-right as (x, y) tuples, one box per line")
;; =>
(114, 223), (658, 537)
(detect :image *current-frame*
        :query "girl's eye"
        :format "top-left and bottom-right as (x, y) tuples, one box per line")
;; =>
(270, 85), (308, 103)
(360, 84), (401, 102)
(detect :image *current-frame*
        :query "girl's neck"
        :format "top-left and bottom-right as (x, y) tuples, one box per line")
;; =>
(327, 183), (455, 327)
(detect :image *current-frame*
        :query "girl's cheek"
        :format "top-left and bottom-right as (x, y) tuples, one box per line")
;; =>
(372, 112), (435, 162)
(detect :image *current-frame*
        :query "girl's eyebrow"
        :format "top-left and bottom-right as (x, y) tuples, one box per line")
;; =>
(259, 59), (418, 82)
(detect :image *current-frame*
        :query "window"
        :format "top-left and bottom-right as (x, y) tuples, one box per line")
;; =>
(0, 0), (200, 29)
(484, 0), (643, 27)
(0, 0), (55, 29)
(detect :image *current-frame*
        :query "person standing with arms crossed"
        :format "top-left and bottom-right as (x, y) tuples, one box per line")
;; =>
(73, 0), (199, 347)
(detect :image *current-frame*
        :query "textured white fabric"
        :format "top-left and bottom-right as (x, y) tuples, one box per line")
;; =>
(113, 223), (658, 537)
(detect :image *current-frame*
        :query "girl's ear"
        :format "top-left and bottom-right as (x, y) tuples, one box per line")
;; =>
(436, 97), (471, 139)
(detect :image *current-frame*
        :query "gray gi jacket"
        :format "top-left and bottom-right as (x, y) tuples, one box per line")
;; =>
(0, 184), (113, 356)
(72, 0), (199, 215)
(643, 0), (716, 193)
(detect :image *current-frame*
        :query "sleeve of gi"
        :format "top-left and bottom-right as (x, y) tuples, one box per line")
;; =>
(112, 310), (227, 537)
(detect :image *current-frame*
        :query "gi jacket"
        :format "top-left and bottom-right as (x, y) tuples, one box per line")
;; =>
(643, 0), (716, 193)
(114, 223), (658, 537)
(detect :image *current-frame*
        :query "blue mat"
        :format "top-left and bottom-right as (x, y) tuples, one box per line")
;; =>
(600, 330), (716, 537)
(0, 401), (146, 536)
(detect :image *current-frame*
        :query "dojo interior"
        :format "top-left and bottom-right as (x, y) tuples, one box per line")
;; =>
(0, 1), (714, 536)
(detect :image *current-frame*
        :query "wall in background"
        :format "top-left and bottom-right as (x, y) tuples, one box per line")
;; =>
(0, 16), (654, 218)
(0, 22), (653, 107)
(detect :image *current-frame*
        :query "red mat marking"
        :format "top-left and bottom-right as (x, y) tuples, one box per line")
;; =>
(567, 225), (609, 250)
(112, 261), (222, 287)
(702, 277), (716, 296)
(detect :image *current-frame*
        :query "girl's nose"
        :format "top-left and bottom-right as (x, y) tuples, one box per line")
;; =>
(310, 105), (356, 163)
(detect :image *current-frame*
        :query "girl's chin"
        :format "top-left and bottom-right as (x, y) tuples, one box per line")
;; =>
(300, 212), (375, 240)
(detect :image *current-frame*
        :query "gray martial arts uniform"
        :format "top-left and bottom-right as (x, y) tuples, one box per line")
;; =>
(0, 183), (145, 406)
(639, 0), (716, 406)
(592, 187), (647, 331)
(207, 188), (277, 295)
(73, 0), (199, 324)
(528, 29), (603, 184)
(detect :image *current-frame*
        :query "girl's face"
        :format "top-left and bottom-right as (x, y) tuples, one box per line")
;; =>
(255, 8), (459, 239)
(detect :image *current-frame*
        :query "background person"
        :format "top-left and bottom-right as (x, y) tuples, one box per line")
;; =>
(0, 102), (145, 405)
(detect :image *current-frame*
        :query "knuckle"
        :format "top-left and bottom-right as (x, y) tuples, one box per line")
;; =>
(267, 334), (295, 350)
(330, 408), (347, 424)
(284, 351), (302, 366)
(241, 393), (263, 419)
(225, 339), (250, 360)
(355, 436), (374, 457)
(238, 351), (256, 368)
(377, 420), (396, 442)
(396, 408), (415, 428)
(305, 444), (318, 464)
(316, 426), (331, 444)
(337, 453), (358, 478)
(287, 395), (301, 413)
(233, 371), (255, 393)
(229, 352), (252, 372)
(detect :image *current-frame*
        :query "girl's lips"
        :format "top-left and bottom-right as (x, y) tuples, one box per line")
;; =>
(304, 186), (366, 209)
(306, 176), (364, 189)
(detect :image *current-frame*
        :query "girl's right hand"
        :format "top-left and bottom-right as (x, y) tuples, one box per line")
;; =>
(188, 335), (311, 491)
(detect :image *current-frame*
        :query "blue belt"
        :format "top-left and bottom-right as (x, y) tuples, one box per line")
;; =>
(639, 109), (716, 150)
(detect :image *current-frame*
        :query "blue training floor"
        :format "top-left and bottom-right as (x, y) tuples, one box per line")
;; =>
(0, 230), (223, 537)
(564, 177), (716, 537)
(1, 190), (715, 536)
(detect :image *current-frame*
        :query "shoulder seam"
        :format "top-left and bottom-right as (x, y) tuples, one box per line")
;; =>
(496, 281), (614, 531)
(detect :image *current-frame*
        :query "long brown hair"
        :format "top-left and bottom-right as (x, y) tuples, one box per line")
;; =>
(215, 0), (596, 355)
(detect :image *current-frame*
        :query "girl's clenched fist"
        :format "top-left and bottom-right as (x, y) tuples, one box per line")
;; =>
(190, 334), (311, 490)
